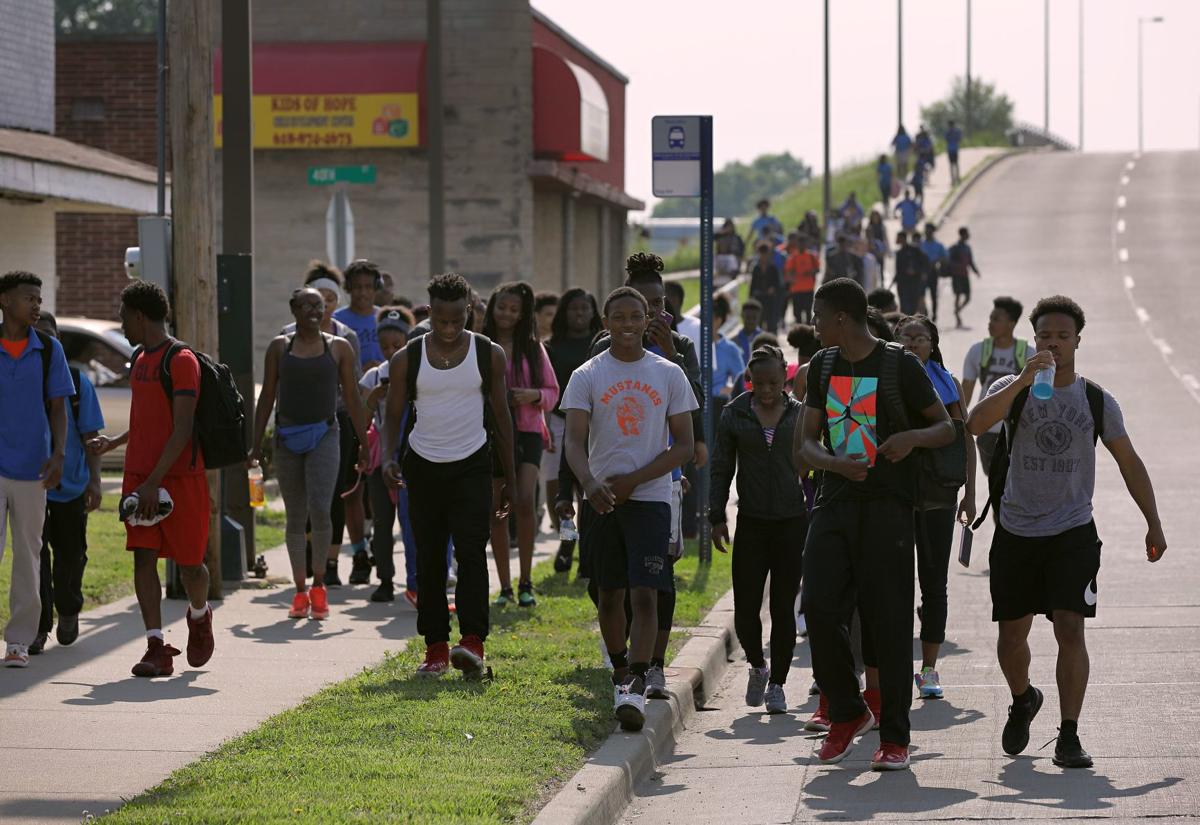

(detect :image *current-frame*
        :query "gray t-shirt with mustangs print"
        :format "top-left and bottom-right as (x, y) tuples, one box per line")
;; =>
(987, 374), (1126, 538)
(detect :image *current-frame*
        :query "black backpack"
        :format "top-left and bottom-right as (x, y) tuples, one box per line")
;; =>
(132, 340), (247, 470)
(818, 342), (967, 509)
(36, 331), (82, 425)
(972, 379), (1105, 530)
(398, 332), (494, 457)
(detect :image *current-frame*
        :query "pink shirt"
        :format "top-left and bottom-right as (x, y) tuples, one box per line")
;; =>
(509, 342), (559, 437)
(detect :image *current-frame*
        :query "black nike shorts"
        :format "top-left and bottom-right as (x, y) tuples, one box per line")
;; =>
(989, 520), (1102, 622)
(580, 499), (672, 592)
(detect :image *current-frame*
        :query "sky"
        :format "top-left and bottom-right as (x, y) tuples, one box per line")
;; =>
(532, 0), (1200, 217)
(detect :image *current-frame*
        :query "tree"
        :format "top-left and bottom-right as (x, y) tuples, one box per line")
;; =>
(56, 0), (157, 35)
(920, 76), (1014, 140)
(652, 151), (812, 218)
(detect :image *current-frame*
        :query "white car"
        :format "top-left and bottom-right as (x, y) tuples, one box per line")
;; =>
(56, 317), (134, 469)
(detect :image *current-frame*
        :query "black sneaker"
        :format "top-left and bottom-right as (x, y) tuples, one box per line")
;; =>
(29, 633), (48, 655)
(349, 550), (372, 585)
(1052, 729), (1094, 768)
(1002, 685), (1044, 755)
(370, 581), (395, 603)
(56, 614), (79, 646)
(553, 541), (574, 573)
(518, 582), (537, 607)
(324, 561), (343, 588)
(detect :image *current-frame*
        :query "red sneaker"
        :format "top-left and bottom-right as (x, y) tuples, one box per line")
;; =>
(416, 642), (450, 678)
(816, 709), (874, 764)
(864, 688), (882, 731)
(805, 693), (831, 732)
(185, 606), (215, 668)
(450, 635), (485, 678)
(309, 585), (330, 621)
(132, 637), (181, 678)
(288, 590), (311, 619)
(870, 742), (910, 771)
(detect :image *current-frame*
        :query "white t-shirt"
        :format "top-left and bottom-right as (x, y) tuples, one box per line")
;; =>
(676, 315), (702, 349)
(560, 350), (699, 504)
(964, 340), (1022, 434)
(359, 361), (390, 429)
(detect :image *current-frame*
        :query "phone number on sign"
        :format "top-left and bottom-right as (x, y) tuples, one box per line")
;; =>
(271, 132), (354, 147)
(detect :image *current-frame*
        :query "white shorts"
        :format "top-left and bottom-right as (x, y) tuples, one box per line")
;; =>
(539, 413), (566, 483)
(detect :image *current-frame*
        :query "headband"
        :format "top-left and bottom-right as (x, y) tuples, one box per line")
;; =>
(308, 278), (342, 300)
(377, 310), (411, 336)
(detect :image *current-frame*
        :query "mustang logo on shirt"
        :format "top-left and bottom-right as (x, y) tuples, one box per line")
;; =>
(615, 395), (645, 436)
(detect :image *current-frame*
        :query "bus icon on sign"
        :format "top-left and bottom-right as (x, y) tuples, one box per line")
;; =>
(667, 126), (686, 149)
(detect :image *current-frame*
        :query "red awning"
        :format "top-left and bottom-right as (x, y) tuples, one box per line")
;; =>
(533, 45), (610, 163)
(214, 41), (425, 95)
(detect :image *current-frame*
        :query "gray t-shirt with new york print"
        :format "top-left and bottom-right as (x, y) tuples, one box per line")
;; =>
(987, 374), (1126, 538)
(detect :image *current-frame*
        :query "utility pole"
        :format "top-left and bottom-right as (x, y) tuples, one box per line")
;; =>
(822, 0), (831, 243)
(897, 0), (903, 129)
(220, 0), (255, 572)
(1044, 0), (1050, 133)
(1138, 16), (1165, 154)
(169, 0), (221, 599)
(427, 0), (445, 278)
(1078, 0), (1084, 149)
(966, 0), (972, 136)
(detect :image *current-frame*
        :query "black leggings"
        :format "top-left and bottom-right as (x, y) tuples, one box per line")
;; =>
(733, 515), (806, 684)
(915, 508), (956, 645)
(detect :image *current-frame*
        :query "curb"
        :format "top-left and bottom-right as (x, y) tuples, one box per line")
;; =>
(532, 589), (737, 825)
(932, 148), (1030, 227)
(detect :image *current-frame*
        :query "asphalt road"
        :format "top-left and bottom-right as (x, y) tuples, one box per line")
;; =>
(617, 150), (1200, 823)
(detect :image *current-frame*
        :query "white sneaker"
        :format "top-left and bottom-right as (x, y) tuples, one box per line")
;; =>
(796, 612), (808, 637)
(809, 678), (821, 696)
(4, 644), (30, 668)
(599, 637), (613, 671)
(615, 678), (646, 731)
(645, 664), (668, 699)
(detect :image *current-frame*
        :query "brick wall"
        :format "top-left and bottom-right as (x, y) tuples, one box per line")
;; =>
(0, 0), (54, 132)
(55, 37), (165, 167)
(54, 213), (138, 320)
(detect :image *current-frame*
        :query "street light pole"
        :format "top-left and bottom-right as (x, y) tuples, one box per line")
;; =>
(965, 0), (972, 136)
(1044, 0), (1050, 133)
(1138, 16), (1165, 153)
(823, 0), (831, 242)
(897, 0), (903, 129)
(1078, 0), (1084, 149)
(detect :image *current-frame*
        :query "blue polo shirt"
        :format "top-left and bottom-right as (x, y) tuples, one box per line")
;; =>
(49, 370), (105, 503)
(713, 337), (746, 398)
(920, 238), (947, 266)
(333, 305), (384, 366)
(0, 331), (75, 481)
(945, 126), (963, 152)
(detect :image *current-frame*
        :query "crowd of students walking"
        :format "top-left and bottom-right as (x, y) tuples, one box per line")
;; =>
(0, 192), (1168, 773)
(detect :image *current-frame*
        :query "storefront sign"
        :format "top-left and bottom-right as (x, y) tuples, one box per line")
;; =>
(215, 93), (418, 150)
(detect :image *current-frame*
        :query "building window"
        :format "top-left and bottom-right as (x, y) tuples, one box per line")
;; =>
(71, 98), (105, 122)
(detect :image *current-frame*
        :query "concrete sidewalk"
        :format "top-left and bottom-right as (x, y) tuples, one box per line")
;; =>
(615, 151), (1200, 823)
(0, 529), (556, 824)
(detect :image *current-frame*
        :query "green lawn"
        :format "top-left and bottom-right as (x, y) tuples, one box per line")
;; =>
(0, 496), (287, 630)
(103, 545), (733, 824)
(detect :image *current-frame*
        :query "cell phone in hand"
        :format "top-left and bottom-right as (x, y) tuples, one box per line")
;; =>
(658, 309), (673, 327)
(957, 522), (974, 567)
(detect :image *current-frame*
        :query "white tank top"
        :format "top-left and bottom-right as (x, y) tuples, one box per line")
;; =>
(409, 334), (488, 463)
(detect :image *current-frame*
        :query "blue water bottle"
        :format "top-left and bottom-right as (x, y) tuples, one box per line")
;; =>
(1031, 360), (1056, 400)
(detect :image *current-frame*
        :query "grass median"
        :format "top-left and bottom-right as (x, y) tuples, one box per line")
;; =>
(0, 495), (286, 629)
(104, 544), (733, 824)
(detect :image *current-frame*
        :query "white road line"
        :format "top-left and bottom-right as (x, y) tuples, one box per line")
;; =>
(1118, 248), (1129, 262)
(1185, 375), (1200, 392)
(1135, 307), (1150, 324)
(1124, 275), (1135, 289)
(1133, 151), (1142, 160)
(1121, 175), (1131, 185)
(1126, 160), (1136, 171)
(1153, 338), (1175, 356)
(1117, 195), (1127, 208)
(1117, 219), (1126, 233)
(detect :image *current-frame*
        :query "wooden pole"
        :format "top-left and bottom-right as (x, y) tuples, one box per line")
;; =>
(168, 0), (222, 600)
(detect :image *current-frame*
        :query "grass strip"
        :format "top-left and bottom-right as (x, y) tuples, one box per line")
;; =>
(103, 545), (732, 824)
